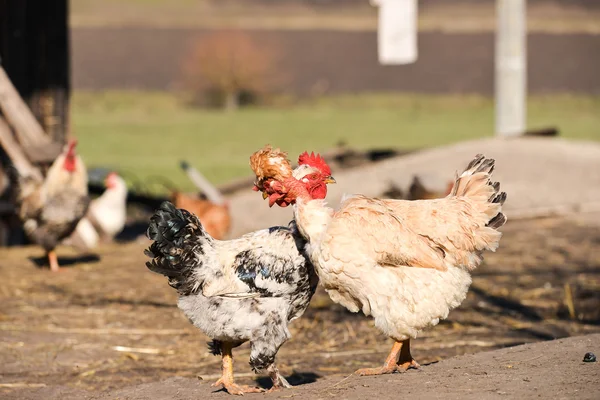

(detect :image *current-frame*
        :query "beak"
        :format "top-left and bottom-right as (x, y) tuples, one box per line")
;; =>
(262, 191), (269, 200)
(324, 176), (336, 184)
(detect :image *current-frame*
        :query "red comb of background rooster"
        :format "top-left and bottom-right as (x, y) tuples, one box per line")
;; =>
(66, 138), (78, 154)
(298, 151), (331, 176)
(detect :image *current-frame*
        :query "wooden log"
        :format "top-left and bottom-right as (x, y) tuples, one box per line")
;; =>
(0, 116), (42, 181)
(0, 66), (59, 163)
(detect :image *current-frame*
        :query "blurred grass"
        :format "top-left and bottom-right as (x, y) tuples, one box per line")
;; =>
(72, 91), (600, 193)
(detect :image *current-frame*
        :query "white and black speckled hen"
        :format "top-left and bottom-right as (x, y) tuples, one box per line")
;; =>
(144, 199), (321, 395)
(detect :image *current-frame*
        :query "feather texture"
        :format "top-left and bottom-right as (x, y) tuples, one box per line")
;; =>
(250, 145), (293, 191)
(145, 201), (318, 377)
(13, 143), (89, 253)
(292, 154), (506, 341)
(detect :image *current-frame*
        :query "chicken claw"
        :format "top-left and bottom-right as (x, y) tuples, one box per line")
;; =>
(212, 379), (265, 396)
(267, 365), (292, 392)
(398, 359), (421, 371)
(355, 365), (399, 376)
(396, 339), (421, 371)
(212, 342), (265, 395)
(355, 339), (420, 376)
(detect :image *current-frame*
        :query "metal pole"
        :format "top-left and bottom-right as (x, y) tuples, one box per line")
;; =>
(495, 0), (527, 137)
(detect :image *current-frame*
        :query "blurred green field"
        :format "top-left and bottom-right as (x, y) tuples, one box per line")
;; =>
(73, 91), (600, 193)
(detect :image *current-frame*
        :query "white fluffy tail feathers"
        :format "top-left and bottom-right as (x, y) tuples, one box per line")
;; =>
(450, 154), (507, 230)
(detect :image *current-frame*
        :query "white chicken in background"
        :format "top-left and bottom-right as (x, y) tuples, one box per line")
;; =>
(66, 172), (128, 250)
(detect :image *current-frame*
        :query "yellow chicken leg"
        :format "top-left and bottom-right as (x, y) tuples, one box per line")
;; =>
(355, 341), (403, 376)
(48, 250), (60, 272)
(355, 339), (420, 376)
(212, 342), (265, 395)
(396, 339), (420, 371)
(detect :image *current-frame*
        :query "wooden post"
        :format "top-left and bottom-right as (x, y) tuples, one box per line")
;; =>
(0, 117), (43, 181)
(495, 0), (527, 137)
(372, 0), (418, 65)
(0, 67), (57, 151)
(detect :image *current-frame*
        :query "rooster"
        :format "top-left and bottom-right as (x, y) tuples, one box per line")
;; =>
(251, 146), (507, 376)
(13, 139), (89, 271)
(66, 172), (128, 250)
(145, 154), (334, 394)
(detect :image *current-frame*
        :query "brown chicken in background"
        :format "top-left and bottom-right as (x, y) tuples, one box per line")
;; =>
(170, 161), (231, 240)
(407, 175), (454, 200)
(170, 191), (230, 240)
(12, 139), (89, 271)
(383, 175), (454, 201)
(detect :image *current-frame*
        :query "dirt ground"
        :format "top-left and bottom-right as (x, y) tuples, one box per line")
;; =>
(7, 334), (599, 400)
(0, 214), (599, 398)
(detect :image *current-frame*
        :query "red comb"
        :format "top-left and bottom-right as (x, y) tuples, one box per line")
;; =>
(67, 139), (78, 153)
(298, 151), (331, 175)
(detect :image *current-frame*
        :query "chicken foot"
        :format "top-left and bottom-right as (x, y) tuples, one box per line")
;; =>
(355, 341), (403, 376)
(47, 250), (60, 272)
(355, 339), (420, 376)
(397, 338), (421, 371)
(249, 319), (292, 392)
(266, 364), (292, 392)
(212, 342), (265, 395)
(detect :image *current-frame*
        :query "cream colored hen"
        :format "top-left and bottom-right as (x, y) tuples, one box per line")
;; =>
(251, 147), (507, 375)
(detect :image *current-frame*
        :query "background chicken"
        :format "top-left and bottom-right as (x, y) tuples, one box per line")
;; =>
(407, 175), (454, 200)
(382, 175), (454, 201)
(170, 161), (231, 240)
(251, 147), (507, 376)
(66, 172), (128, 250)
(13, 139), (89, 272)
(170, 191), (230, 240)
(144, 198), (321, 394)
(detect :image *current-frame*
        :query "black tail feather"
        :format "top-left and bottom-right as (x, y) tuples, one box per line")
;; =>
(487, 212), (507, 229)
(461, 154), (507, 230)
(145, 201), (210, 295)
(466, 154), (485, 170)
(490, 191), (507, 205)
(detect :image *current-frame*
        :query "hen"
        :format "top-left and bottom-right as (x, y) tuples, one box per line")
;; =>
(251, 146), (507, 376)
(170, 191), (230, 240)
(13, 139), (89, 271)
(170, 161), (231, 240)
(67, 172), (128, 250)
(144, 188), (326, 394)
